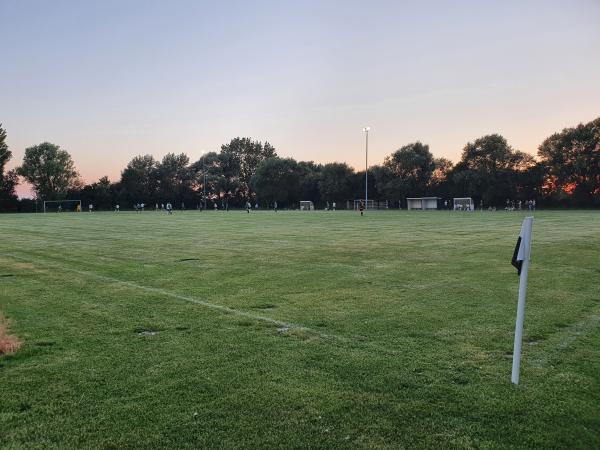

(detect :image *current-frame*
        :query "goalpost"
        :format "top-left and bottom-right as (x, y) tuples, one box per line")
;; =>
(353, 199), (388, 210)
(43, 200), (82, 213)
(453, 197), (474, 211)
(299, 201), (314, 211)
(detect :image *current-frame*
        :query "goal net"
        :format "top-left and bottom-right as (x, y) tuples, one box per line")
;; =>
(453, 197), (474, 211)
(43, 200), (82, 213)
(299, 201), (314, 211)
(353, 199), (388, 210)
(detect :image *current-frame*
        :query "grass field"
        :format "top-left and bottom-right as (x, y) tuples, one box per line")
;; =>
(1, 210), (599, 449)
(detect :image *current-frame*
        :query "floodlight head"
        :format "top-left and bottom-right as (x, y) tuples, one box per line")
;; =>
(363, 127), (370, 132)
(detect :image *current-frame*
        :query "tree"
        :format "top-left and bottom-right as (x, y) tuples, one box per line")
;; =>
(119, 155), (159, 204)
(538, 117), (600, 205)
(383, 142), (435, 196)
(0, 124), (19, 210)
(450, 134), (535, 206)
(220, 137), (277, 200)
(190, 151), (223, 207)
(17, 142), (81, 200)
(430, 157), (453, 187)
(0, 124), (11, 179)
(156, 153), (194, 205)
(317, 163), (354, 204)
(371, 164), (405, 207)
(80, 176), (115, 210)
(297, 161), (322, 205)
(251, 157), (301, 207)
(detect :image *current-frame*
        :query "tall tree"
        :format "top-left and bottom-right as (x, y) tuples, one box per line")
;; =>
(430, 157), (453, 187)
(220, 137), (277, 200)
(428, 157), (454, 200)
(538, 117), (600, 205)
(451, 134), (535, 205)
(383, 142), (435, 196)
(371, 164), (405, 207)
(0, 124), (19, 210)
(251, 157), (301, 207)
(119, 155), (159, 204)
(80, 176), (115, 210)
(17, 142), (81, 200)
(297, 161), (322, 205)
(191, 151), (223, 207)
(0, 124), (11, 179)
(156, 153), (193, 205)
(317, 163), (354, 204)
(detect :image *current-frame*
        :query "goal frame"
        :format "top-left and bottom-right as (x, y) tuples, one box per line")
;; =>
(353, 199), (388, 210)
(299, 201), (314, 211)
(453, 197), (474, 211)
(43, 200), (82, 213)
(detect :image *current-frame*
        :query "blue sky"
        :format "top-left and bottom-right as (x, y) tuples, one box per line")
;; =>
(2, 0), (599, 194)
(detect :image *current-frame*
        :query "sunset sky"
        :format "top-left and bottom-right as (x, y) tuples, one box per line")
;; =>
(2, 0), (599, 197)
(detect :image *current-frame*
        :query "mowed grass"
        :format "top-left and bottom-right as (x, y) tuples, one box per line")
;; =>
(0, 210), (599, 449)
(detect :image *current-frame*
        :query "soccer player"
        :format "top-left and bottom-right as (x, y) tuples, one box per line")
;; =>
(89, 203), (93, 213)
(359, 200), (365, 216)
(274, 201), (278, 212)
(246, 201), (251, 213)
(114, 204), (120, 213)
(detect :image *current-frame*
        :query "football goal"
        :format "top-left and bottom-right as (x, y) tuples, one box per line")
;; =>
(453, 197), (474, 211)
(353, 199), (388, 210)
(299, 201), (314, 211)
(43, 200), (82, 213)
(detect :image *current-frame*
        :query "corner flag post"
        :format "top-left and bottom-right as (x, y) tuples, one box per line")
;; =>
(511, 216), (534, 385)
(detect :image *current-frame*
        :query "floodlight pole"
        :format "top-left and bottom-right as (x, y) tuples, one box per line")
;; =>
(203, 165), (207, 211)
(363, 127), (370, 210)
(201, 152), (207, 211)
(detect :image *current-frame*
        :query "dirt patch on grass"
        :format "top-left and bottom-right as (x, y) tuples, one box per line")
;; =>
(134, 326), (161, 336)
(251, 303), (277, 310)
(138, 330), (158, 336)
(0, 313), (22, 356)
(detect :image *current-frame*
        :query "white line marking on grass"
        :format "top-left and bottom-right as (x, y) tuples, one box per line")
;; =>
(3, 254), (400, 355)
(530, 313), (600, 368)
(555, 314), (600, 350)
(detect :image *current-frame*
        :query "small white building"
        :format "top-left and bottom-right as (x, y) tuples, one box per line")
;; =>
(406, 197), (440, 210)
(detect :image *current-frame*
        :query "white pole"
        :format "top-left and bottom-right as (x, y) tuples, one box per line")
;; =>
(363, 127), (370, 210)
(511, 216), (533, 385)
(365, 129), (368, 209)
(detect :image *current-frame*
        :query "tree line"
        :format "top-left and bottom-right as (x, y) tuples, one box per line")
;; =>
(0, 117), (598, 212)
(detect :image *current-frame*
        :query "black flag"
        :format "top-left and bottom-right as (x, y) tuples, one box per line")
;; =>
(511, 236), (523, 275)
